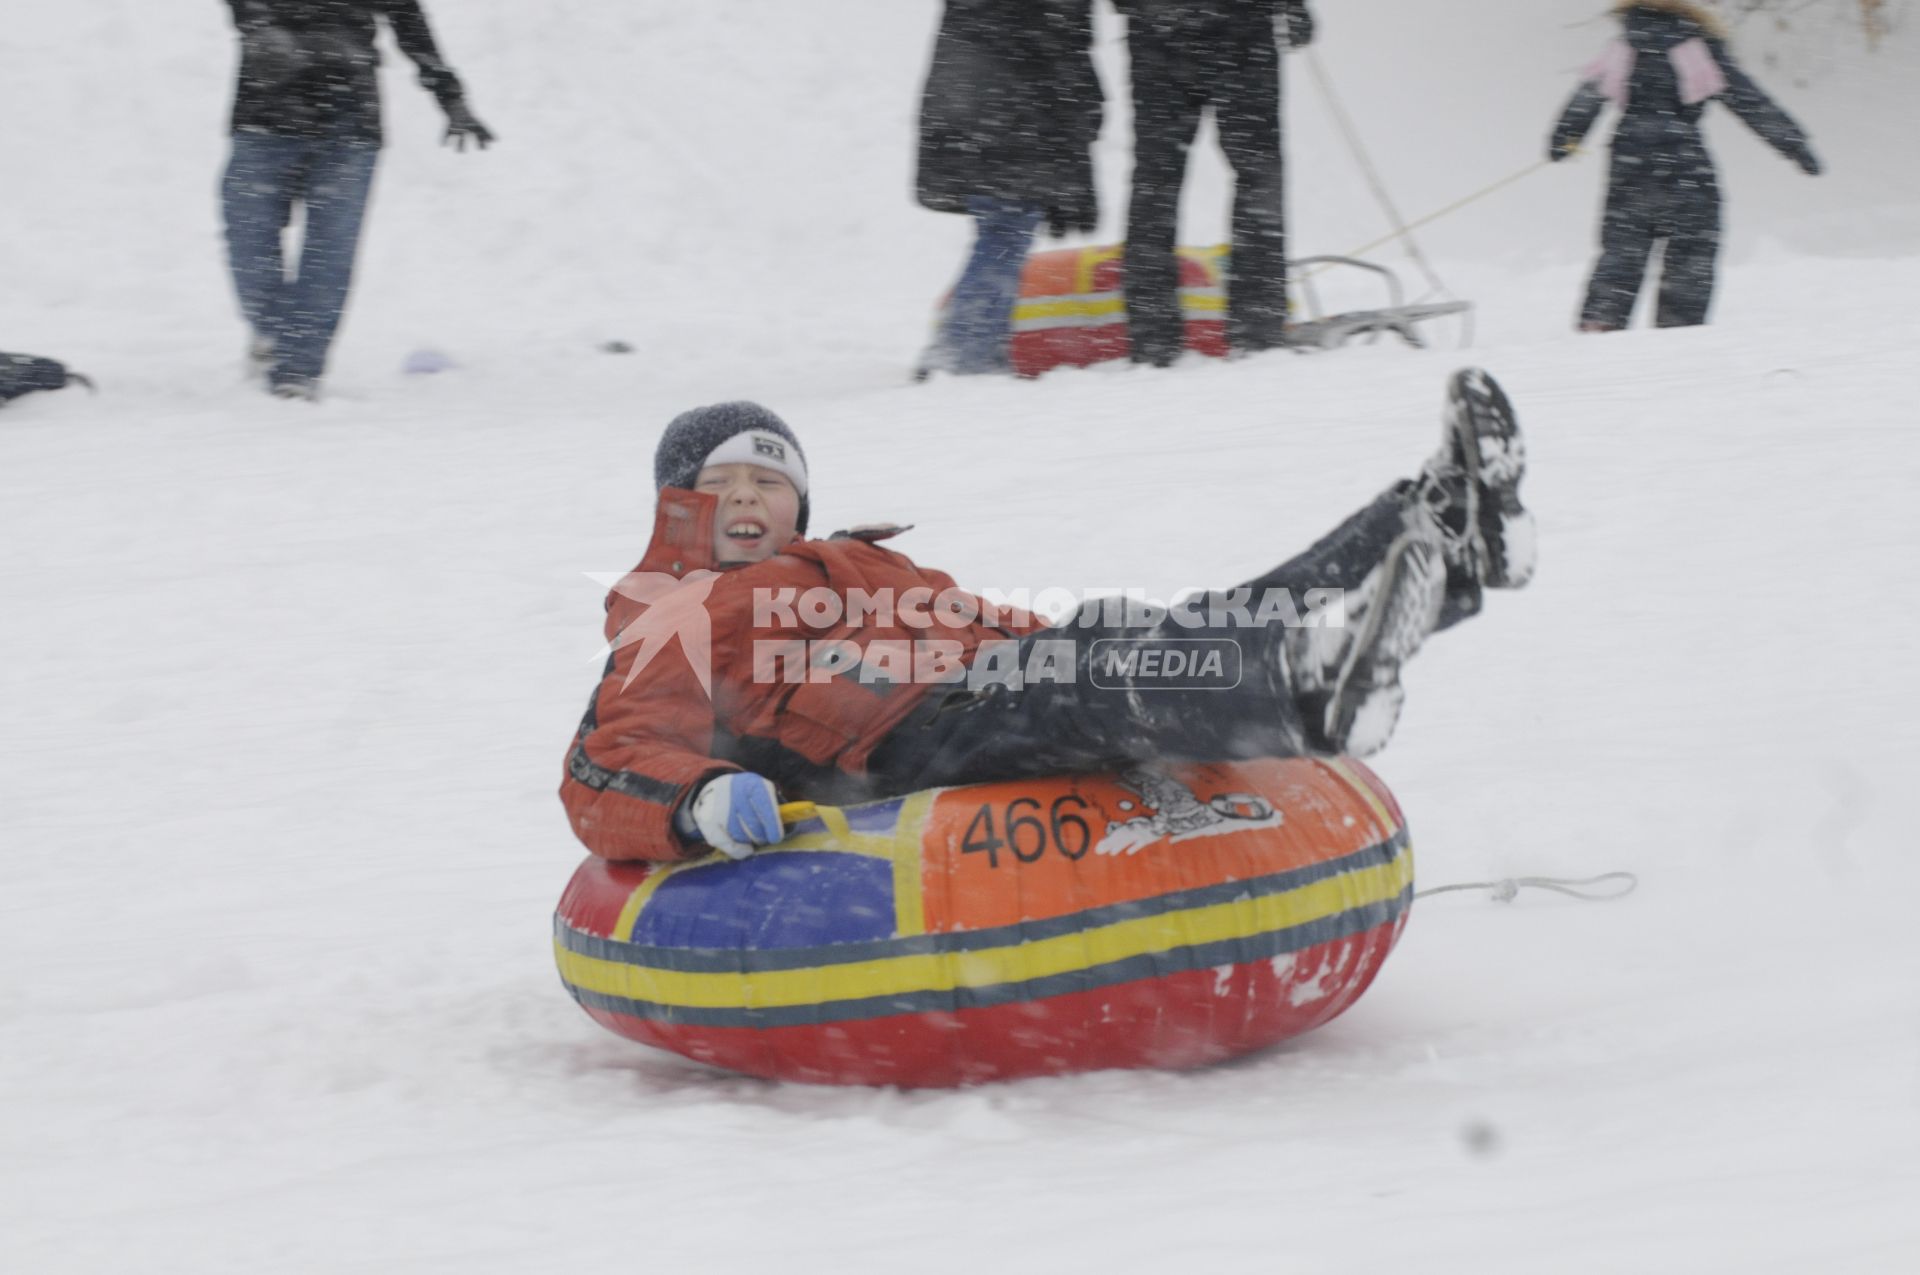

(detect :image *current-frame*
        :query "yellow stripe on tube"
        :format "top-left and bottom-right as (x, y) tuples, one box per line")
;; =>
(558, 853), (1412, 1012)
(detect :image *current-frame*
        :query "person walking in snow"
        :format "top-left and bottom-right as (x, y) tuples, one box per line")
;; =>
(1549, 0), (1821, 331)
(559, 368), (1534, 863)
(1115, 1), (1315, 366)
(913, 0), (1104, 378)
(220, 1), (494, 401)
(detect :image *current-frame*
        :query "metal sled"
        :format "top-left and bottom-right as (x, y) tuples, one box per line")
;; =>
(1284, 255), (1472, 351)
(920, 244), (1472, 380)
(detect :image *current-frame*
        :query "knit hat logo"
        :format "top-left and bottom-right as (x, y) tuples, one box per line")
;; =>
(698, 428), (808, 497)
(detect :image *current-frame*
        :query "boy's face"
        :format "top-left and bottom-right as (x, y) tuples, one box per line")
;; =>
(695, 462), (802, 565)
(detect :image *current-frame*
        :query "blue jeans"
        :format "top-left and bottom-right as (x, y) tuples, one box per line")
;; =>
(222, 129), (380, 384)
(933, 197), (1042, 375)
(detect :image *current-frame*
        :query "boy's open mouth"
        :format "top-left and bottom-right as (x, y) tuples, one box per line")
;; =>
(726, 520), (766, 542)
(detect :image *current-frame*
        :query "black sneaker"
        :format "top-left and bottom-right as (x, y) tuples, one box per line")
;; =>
(1294, 531), (1446, 757)
(1428, 367), (1535, 590)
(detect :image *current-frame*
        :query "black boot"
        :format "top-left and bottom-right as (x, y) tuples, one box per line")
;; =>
(1288, 530), (1446, 757)
(1420, 367), (1536, 590)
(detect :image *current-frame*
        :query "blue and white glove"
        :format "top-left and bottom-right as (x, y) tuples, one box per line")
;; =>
(684, 773), (784, 860)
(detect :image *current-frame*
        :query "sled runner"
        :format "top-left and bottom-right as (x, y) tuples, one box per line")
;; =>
(1285, 254), (1472, 351)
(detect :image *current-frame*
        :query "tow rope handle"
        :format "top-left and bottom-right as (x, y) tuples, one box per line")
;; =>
(779, 800), (823, 825)
(1416, 871), (1638, 903)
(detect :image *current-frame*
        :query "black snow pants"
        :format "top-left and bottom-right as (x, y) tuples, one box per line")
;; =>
(1122, 16), (1290, 364)
(832, 483), (1478, 802)
(1582, 148), (1722, 329)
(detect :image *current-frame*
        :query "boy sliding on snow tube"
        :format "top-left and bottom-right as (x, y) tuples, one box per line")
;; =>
(559, 371), (1534, 863)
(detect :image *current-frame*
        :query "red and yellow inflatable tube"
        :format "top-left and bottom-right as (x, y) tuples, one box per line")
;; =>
(554, 757), (1412, 1087)
(1006, 243), (1229, 377)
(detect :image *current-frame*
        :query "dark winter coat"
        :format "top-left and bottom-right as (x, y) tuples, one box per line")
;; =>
(915, 0), (1104, 233)
(1112, 1), (1297, 38)
(1549, 1), (1816, 175)
(224, 0), (467, 144)
(1111, 0), (1314, 62)
(560, 488), (1038, 862)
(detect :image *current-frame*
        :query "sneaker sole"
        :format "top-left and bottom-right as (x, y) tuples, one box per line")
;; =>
(1325, 533), (1445, 757)
(1445, 368), (1535, 589)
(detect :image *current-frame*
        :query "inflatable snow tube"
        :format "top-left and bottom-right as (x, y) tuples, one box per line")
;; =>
(1001, 243), (1230, 378)
(554, 757), (1412, 1087)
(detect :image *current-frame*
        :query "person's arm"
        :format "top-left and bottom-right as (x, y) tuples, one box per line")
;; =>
(1548, 82), (1607, 162)
(560, 618), (745, 862)
(379, 0), (495, 147)
(377, 0), (462, 103)
(1022, 0), (1102, 238)
(1711, 42), (1820, 173)
(1057, 0), (1102, 148)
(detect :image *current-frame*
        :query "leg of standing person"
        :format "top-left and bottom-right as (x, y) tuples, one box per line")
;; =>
(221, 131), (306, 368)
(933, 196), (1044, 376)
(1580, 161), (1658, 331)
(1654, 167), (1721, 328)
(1123, 30), (1207, 367)
(1214, 24), (1289, 353)
(270, 132), (380, 397)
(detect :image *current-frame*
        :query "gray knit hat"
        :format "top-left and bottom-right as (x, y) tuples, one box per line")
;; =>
(653, 401), (810, 534)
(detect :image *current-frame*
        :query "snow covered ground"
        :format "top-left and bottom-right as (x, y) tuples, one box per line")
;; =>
(4, 2), (1918, 1271)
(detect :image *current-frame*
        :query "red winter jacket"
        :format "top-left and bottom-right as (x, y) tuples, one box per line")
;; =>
(560, 489), (1036, 861)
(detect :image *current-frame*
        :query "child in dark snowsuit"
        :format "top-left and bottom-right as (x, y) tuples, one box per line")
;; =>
(1550, 0), (1821, 330)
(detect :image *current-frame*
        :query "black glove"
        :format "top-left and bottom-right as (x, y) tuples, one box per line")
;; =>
(442, 99), (495, 152)
(1044, 187), (1098, 240)
(1791, 144), (1822, 176)
(1044, 206), (1090, 239)
(1281, 3), (1315, 49)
